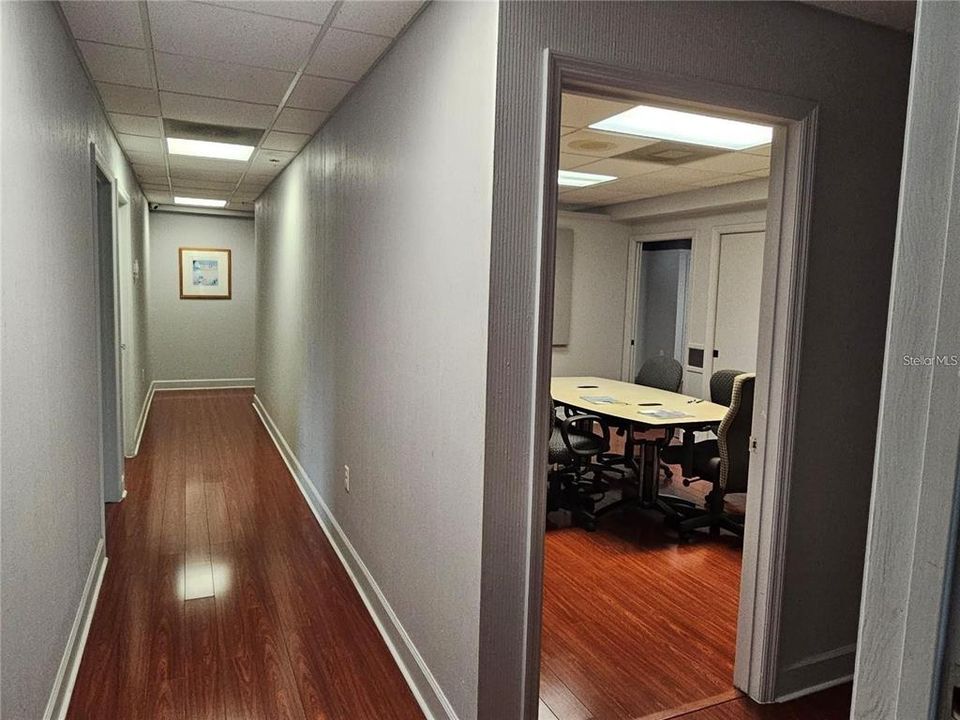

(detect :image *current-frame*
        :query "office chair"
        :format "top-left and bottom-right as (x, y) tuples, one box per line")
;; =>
(632, 355), (683, 480)
(709, 368), (745, 406)
(635, 355), (683, 392)
(546, 400), (614, 531)
(674, 372), (756, 538)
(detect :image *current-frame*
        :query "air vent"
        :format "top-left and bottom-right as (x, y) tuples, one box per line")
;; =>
(568, 138), (618, 153)
(163, 118), (264, 147)
(614, 140), (727, 166)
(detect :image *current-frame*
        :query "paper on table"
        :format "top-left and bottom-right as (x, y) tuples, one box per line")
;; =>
(639, 408), (694, 419)
(580, 395), (619, 404)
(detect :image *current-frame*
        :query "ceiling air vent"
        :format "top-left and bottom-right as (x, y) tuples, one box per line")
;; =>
(614, 140), (727, 166)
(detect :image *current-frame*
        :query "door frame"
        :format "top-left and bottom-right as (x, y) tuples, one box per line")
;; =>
(523, 52), (819, 713)
(91, 143), (125, 506)
(620, 233), (696, 384)
(705, 222), (767, 381)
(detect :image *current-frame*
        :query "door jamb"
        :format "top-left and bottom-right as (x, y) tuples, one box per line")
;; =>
(90, 143), (125, 511)
(526, 52), (819, 714)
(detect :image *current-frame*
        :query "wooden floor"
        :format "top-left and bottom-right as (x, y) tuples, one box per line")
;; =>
(539, 462), (851, 720)
(67, 389), (424, 720)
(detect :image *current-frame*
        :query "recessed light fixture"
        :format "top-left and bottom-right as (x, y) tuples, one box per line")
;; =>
(590, 105), (772, 150)
(174, 196), (227, 208)
(558, 169), (618, 188)
(167, 137), (255, 161)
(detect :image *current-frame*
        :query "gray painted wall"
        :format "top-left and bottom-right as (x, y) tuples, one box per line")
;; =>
(254, 3), (498, 718)
(147, 212), (256, 383)
(550, 215), (630, 379)
(0, 2), (148, 717)
(479, 1), (911, 715)
(852, 2), (960, 717)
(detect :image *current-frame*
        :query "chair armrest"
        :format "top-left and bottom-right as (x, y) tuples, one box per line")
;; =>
(560, 414), (609, 456)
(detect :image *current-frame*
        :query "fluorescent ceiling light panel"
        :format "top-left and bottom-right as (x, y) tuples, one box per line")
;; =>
(167, 137), (255, 161)
(590, 105), (773, 150)
(558, 169), (617, 187)
(174, 196), (227, 208)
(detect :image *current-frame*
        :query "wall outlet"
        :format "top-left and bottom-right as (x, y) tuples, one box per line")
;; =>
(344, 465), (350, 493)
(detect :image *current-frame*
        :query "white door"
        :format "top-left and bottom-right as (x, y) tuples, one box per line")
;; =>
(714, 231), (765, 373)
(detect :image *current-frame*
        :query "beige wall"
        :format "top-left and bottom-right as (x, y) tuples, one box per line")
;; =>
(0, 2), (148, 717)
(147, 212), (256, 385)
(254, 3), (498, 718)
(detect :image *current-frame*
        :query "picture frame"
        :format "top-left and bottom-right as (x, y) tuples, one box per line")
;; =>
(179, 247), (232, 300)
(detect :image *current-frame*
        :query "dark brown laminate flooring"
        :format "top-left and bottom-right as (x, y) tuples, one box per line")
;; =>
(67, 389), (424, 720)
(539, 434), (850, 720)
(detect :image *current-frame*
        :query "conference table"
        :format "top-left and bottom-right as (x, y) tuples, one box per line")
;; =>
(551, 376), (728, 515)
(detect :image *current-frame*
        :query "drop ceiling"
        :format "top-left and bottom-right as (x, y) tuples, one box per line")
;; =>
(59, 1), (423, 210)
(559, 92), (771, 212)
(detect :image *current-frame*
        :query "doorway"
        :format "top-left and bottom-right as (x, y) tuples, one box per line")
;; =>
(93, 151), (124, 505)
(529, 57), (819, 720)
(632, 239), (691, 380)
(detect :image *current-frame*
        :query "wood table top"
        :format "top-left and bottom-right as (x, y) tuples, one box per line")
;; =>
(551, 376), (727, 428)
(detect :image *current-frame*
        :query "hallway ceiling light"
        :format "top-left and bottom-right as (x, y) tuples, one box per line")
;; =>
(590, 105), (773, 150)
(174, 196), (227, 208)
(558, 169), (617, 187)
(167, 137), (255, 161)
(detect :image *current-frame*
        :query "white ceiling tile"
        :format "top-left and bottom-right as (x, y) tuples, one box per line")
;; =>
(231, 191), (261, 201)
(560, 129), (657, 159)
(743, 143), (772, 157)
(305, 28), (390, 82)
(126, 149), (164, 165)
(556, 185), (630, 206)
(262, 131), (311, 152)
(608, 174), (698, 199)
(140, 181), (170, 191)
(228, 199), (257, 211)
(574, 157), (664, 178)
(685, 151), (770, 174)
(110, 113), (163, 137)
(98, 83), (161, 116)
(561, 93), (635, 130)
(77, 41), (153, 88)
(171, 169), (245, 184)
(560, 126), (577, 136)
(211, 1), (336, 25)
(144, 190), (173, 204)
(641, 167), (728, 187)
(118, 133), (163, 155)
(167, 155), (249, 175)
(287, 75), (353, 111)
(235, 182), (266, 195)
(132, 162), (168, 176)
(696, 174), (758, 188)
(251, 148), (296, 172)
(558, 153), (596, 171)
(169, 176), (238, 191)
(160, 92), (277, 128)
(170, 186), (231, 200)
(274, 107), (327, 134)
(155, 52), (294, 106)
(61, 1), (145, 47)
(332, 1), (422, 37)
(148, 1), (320, 71)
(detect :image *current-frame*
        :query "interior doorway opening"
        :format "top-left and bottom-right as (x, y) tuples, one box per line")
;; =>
(93, 150), (124, 505)
(536, 66), (836, 719)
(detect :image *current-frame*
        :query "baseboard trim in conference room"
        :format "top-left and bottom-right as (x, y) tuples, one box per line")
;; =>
(152, 377), (255, 391)
(251, 393), (459, 720)
(42, 539), (107, 720)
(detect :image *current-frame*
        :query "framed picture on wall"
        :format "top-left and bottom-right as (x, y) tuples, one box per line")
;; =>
(179, 247), (232, 300)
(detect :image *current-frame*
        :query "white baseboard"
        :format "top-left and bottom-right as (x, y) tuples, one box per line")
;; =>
(152, 377), (255, 391)
(43, 539), (107, 720)
(127, 381), (156, 458)
(251, 394), (457, 720)
(775, 643), (856, 701)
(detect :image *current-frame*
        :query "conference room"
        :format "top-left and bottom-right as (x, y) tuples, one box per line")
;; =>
(540, 90), (775, 720)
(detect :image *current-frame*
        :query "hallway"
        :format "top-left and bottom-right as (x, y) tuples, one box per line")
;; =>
(67, 389), (424, 720)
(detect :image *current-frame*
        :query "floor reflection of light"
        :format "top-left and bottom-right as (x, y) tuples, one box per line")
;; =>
(178, 560), (232, 600)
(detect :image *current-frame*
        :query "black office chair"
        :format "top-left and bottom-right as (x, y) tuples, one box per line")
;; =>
(635, 355), (683, 392)
(546, 400), (613, 531)
(632, 355), (684, 480)
(709, 368), (745, 406)
(674, 372), (755, 538)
